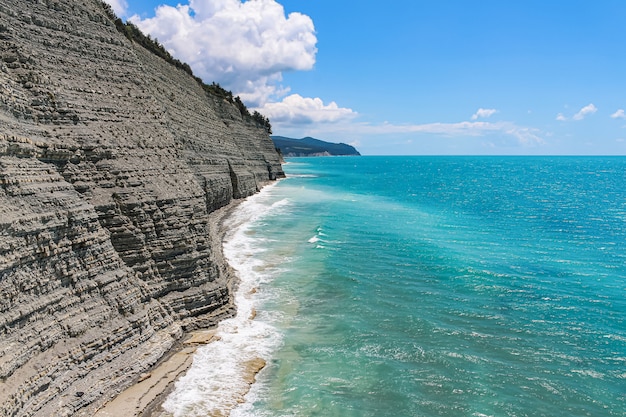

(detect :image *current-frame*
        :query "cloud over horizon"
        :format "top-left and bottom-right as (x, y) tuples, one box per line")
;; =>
(369, 121), (543, 146)
(130, 0), (318, 106)
(283, 118), (545, 149)
(471, 108), (497, 120)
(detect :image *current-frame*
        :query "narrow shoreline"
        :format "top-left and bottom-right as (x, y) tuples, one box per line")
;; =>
(93, 198), (253, 417)
(93, 329), (220, 417)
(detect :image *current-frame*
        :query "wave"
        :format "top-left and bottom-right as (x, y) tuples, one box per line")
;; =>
(162, 184), (284, 417)
(287, 174), (318, 178)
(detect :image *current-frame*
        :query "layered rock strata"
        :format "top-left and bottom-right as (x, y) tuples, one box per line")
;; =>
(0, 1), (284, 415)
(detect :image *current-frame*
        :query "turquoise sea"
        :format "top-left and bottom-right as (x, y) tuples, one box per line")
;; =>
(164, 156), (626, 417)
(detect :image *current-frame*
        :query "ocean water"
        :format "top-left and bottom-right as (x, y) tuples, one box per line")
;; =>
(163, 156), (626, 417)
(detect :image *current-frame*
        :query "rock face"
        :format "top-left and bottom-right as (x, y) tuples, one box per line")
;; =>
(0, 1), (284, 415)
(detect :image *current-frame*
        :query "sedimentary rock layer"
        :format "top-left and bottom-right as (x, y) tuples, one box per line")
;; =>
(0, 1), (284, 415)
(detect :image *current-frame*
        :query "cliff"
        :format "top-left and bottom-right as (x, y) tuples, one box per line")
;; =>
(271, 136), (360, 157)
(0, 1), (284, 416)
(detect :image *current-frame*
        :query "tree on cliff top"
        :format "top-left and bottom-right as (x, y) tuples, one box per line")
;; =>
(252, 111), (272, 134)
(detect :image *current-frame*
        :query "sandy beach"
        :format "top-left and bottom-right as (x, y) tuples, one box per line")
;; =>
(93, 330), (219, 417)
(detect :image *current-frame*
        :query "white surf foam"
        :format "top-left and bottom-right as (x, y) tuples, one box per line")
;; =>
(308, 226), (327, 244)
(161, 184), (285, 417)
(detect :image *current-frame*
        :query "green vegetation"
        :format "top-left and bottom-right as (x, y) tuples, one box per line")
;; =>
(271, 136), (360, 156)
(98, 1), (272, 134)
(252, 111), (272, 134)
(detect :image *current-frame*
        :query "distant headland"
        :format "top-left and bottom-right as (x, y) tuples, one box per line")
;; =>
(271, 136), (361, 157)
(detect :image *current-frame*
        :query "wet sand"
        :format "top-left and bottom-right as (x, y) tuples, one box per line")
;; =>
(93, 330), (219, 417)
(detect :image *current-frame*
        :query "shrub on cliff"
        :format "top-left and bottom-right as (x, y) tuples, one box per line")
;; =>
(252, 111), (272, 134)
(98, 1), (272, 131)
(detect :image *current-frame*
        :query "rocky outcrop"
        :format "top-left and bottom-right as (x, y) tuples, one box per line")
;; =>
(0, 1), (284, 415)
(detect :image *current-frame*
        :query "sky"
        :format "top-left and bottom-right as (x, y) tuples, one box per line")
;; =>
(105, 0), (626, 155)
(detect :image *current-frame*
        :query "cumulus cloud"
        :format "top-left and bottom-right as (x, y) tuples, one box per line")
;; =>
(611, 109), (626, 119)
(556, 113), (567, 121)
(572, 103), (598, 120)
(471, 108), (497, 120)
(130, 0), (317, 106)
(103, 0), (128, 16)
(259, 94), (357, 125)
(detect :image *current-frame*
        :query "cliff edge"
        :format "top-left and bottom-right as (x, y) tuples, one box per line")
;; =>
(0, 1), (284, 415)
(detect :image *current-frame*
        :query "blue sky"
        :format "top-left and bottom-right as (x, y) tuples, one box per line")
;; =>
(107, 0), (626, 155)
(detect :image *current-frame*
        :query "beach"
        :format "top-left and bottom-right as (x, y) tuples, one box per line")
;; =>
(93, 329), (219, 417)
(91, 198), (267, 417)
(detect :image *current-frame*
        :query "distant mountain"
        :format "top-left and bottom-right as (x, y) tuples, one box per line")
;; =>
(271, 136), (361, 157)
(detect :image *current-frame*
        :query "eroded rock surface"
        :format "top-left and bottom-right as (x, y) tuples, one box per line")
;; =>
(0, 1), (284, 415)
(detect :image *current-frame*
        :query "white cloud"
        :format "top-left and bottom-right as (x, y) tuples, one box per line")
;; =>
(259, 94), (357, 125)
(471, 108), (497, 120)
(130, 0), (317, 106)
(502, 125), (545, 146)
(292, 119), (544, 148)
(556, 103), (598, 121)
(376, 121), (498, 135)
(365, 121), (542, 145)
(611, 109), (626, 119)
(572, 103), (597, 120)
(103, 0), (128, 16)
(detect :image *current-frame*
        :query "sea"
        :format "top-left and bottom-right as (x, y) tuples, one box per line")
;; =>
(162, 156), (626, 417)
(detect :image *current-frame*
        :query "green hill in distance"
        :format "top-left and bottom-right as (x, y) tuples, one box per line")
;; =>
(271, 136), (361, 157)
